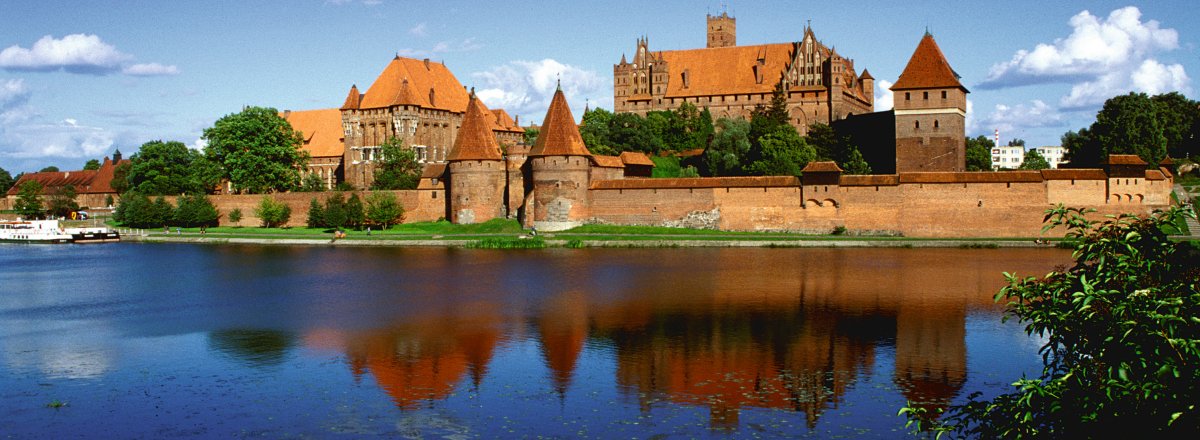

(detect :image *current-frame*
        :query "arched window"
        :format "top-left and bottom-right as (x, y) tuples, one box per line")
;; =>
(934, 120), (940, 128)
(915, 120), (920, 129)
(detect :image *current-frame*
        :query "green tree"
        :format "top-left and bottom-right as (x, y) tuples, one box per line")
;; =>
(14, 180), (45, 219)
(172, 193), (219, 228)
(306, 197), (326, 228)
(749, 83), (791, 151)
(46, 184), (79, 218)
(1007, 138), (1026, 147)
(345, 193), (365, 230)
(83, 159), (101, 171)
(254, 195), (291, 228)
(0, 166), (14, 192)
(1062, 128), (1099, 168)
(805, 123), (840, 162)
(39, 166), (59, 173)
(365, 191), (404, 229)
(966, 135), (996, 171)
(609, 112), (656, 153)
(152, 196), (173, 225)
(841, 146), (873, 175)
(371, 136), (421, 190)
(705, 117), (752, 176)
(127, 140), (206, 195)
(203, 106), (308, 194)
(580, 107), (614, 153)
(1092, 92), (1167, 166)
(322, 191), (348, 230)
(523, 127), (539, 146)
(110, 161), (131, 194)
(228, 208), (243, 227)
(903, 205), (1200, 438)
(1019, 149), (1051, 170)
(301, 173), (326, 192)
(1151, 92), (1200, 160)
(747, 127), (815, 177)
(668, 102), (715, 152)
(113, 192), (166, 228)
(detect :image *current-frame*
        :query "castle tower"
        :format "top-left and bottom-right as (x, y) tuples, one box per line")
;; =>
(890, 32), (968, 173)
(859, 69), (875, 107)
(707, 12), (736, 48)
(525, 85), (593, 231)
(446, 94), (506, 224)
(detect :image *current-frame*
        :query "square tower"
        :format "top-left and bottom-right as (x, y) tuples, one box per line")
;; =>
(707, 12), (736, 48)
(890, 33), (968, 173)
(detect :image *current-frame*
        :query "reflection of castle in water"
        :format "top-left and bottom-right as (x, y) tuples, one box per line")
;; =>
(296, 249), (1047, 428)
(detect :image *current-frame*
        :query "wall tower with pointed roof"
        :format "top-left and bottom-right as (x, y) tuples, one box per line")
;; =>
(525, 86), (594, 231)
(890, 32), (968, 173)
(447, 95), (507, 224)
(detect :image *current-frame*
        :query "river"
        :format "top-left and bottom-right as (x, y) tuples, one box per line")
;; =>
(0, 243), (1071, 438)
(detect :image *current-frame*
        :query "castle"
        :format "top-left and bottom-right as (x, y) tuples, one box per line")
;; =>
(612, 13), (875, 135)
(6, 19), (1171, 239)
(274, 28), (1169, 237)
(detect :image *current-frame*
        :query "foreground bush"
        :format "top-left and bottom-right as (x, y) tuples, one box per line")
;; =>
(903, 205), (1199, 437)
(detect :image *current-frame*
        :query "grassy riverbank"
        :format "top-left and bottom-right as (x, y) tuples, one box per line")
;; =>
(114, 218), (1079, 248)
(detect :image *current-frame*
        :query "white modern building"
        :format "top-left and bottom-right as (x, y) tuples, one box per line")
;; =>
(991, 145), (1025, 169)
(990, 145), (1067, 170)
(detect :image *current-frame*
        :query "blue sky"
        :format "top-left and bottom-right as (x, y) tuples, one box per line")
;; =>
(0, 0), (1196, 173)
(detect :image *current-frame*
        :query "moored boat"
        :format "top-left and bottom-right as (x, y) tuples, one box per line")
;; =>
(64, 226), (121, 243)
(0, 220), (74, 244)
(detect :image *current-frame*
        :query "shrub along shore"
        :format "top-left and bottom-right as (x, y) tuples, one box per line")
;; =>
(115, 218), (1090, 248)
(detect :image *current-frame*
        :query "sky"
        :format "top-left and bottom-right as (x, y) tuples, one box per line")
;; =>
(0, 0), (1196, 173)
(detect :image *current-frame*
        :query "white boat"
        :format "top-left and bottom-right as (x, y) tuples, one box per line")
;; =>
(0, 220), (74, 244)
(64, 226), (121, 243)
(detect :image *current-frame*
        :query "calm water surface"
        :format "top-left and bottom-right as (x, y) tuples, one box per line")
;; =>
(0, 244), (1071, 438)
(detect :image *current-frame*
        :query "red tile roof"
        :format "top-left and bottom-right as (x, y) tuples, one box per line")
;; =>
(284, 109), (345, 158)
(801, 161), (843, 173)
(890, 33), (965, 91)
(447, 97), (503, 161)
(839, 174), (899, 186)
(1040, 169), (1108, 180)
(591, 176), (799, 189)
(900, 171), (1043, 184)
(619, 151), (656, 166)
(655, 43), (794, 98)
(1145, 170), (1167, 181)
(341, 84), (361, 110)
(530, 88), (591, 157)
(87, 157), (130, 194)
(359, 57), (470, 112)
(490, 109), (523, 133)
(421, 163), (447, 179)
(590, 155), (625, 168)
(7, 170), (97, 196)
(1107, 154), (1147, 166)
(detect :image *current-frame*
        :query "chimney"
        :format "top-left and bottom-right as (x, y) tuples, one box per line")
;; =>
(284, 109), (291, 118)
(113, 149), (122, 163)
(423, 58), (431, 70)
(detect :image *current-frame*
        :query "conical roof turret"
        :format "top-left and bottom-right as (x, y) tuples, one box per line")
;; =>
(446, 93), (503, 161)
(890, 33), (966, 92)
(341, 84), (361, 110)
(529, 86), (591, 157)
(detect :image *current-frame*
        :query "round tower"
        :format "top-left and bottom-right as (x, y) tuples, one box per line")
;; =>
(526, 85), (593, 231)
(446, 94), (505, 224)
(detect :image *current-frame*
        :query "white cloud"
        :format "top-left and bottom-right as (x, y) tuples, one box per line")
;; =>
(976, 6), (1191, 110)
(409, 23), (428, 37)
(0, 117), (115, 161)
(0, 34), (178, 77)
(977, 100), (1066, 136)
(0, 78), (33, 125)
(965, 98), (977, 135)
(980, 7), (1179, 88)
(874, 79), (893, 111)
(472, 59), (611, 123)
(188, 137), (207, 151)
(122, 62), (180, 76)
